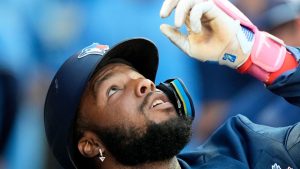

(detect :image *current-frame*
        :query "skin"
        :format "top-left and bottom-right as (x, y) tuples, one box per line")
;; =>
(77, 63), (181, 169)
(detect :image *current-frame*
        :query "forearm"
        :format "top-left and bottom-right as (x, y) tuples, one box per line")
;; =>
(235, 27), (299, 85)
(213, 0), (300, 104)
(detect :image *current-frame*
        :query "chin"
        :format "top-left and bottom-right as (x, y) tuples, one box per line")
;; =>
(149, 112), (178, 124)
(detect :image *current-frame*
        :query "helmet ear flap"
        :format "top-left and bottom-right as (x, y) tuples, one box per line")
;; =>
(156, 78), (195, 120)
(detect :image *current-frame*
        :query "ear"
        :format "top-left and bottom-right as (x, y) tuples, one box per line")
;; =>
(77, 131), (105, 158)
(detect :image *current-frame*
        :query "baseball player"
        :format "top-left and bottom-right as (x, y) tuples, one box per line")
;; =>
(44, 0), (300, 169)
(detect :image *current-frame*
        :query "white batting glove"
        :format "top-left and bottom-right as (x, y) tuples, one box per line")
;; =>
(160, 0), (254, 69)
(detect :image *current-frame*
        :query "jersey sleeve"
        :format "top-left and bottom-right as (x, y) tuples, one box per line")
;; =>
(267, 47), (300, 107)
(177, 115), (300, 169)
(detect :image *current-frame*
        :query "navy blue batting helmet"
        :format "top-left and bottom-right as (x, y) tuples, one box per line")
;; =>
(44, 38), (158, 169)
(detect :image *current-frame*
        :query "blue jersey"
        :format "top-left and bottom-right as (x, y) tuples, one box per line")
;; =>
(177, 47), (300, 169)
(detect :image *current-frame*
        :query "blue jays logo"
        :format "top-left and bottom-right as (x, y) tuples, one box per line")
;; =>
(78, 43), (109, 58)
(271, 163), (293, 169)
(272, 163), (282, 169)
(222, 53), (237, 63)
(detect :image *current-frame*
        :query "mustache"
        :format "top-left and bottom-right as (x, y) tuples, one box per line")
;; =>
(139, 92), (154, 113)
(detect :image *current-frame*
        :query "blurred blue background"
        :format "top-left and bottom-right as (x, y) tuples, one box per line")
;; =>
(0, 0), (299, 169)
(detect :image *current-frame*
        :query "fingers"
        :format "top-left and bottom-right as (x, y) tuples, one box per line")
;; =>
(160, 0), (179, 18)
(160, 0), (196, 27)
(161, 0), (215, 32)
(189, 1), (214, 33)
(160, 24), (190, 54)
(174, 0), (195, 27)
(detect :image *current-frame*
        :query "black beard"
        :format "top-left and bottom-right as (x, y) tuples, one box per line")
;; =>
(93, 116), (192, 166)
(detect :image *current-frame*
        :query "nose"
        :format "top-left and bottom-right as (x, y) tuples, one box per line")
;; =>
(135, 78), (155, 97)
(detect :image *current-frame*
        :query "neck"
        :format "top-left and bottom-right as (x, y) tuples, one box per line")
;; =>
(100, 156), (181, 169)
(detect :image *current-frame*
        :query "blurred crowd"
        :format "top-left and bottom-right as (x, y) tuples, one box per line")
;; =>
(0, 0), (299, 169)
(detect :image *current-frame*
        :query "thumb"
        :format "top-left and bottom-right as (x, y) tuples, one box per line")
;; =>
(160, 24), (189, 54)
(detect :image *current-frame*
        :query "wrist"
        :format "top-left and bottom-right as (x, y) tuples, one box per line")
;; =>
(268, 51), (298, 84)
(218, 25), (253, 68)
(237, 34), (298, 85)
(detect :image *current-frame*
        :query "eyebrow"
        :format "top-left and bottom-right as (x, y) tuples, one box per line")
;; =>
(92, 71), (118, 97)
(91, 65), (141, 97)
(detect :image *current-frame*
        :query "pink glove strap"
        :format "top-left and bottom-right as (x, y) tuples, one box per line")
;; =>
(213, 0), (287, 82)
(246, 63), (270, 82)
(239, 32), (286, 83)
(240, 31), (286, 83)
(251, 32), (286, 72)
(239, 51), (297, 84)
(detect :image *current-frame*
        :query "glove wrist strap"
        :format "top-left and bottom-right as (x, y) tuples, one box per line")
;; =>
(213, 0), (292, 84)
(238, 31), (287, 84)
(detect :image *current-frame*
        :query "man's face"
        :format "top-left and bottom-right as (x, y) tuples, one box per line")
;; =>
(80, 63), (192, 165)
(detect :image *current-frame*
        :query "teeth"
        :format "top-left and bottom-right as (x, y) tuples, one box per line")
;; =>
(152, 99), (164, 108)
